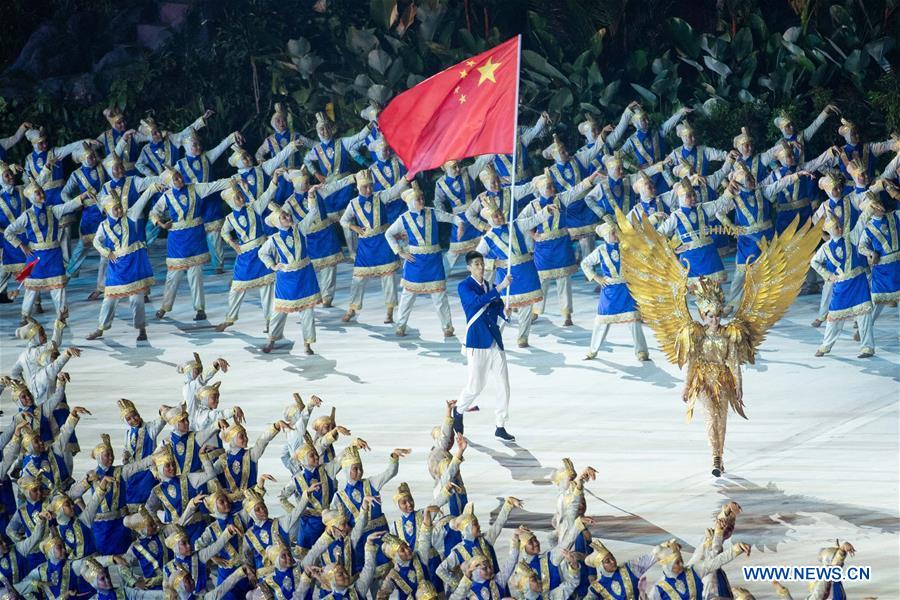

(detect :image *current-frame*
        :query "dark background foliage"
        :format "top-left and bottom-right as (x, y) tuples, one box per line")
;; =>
(0, 0), (896, 168)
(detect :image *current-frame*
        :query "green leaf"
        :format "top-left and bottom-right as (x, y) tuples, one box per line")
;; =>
(587, 62), (604, 88)
(626, 50), (649, 77)
(599, 80), (621, 107)
(703, 55), (732, 78)
(370, 0), (397, 29)
(629, 82), (657, 105)
(792, 53), (815, 72)
(348, 27), (379, 55)
(783, 26), (801, 44)
(865, 38), (895, 73)
(843, 49), (869, 74)
(572, 50), (594, 73)
(829, 5), (853, 30)
(737, 89), (755, 103)
(679, 56), (704, 71)
(521, 50), (570, 83)
(548, 87), (574, 113)
(732, 28), (752, 61)
(664, 17), (700, 60)
(368, 48), (392, 75)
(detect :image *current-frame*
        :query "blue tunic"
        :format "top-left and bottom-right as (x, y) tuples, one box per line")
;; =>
(730, 189), (775, 268)
(654, 567), (704, 600)
(591, 242), (639, 323)
(437, 175), (482, 253)
(481, 224), (542, 308)
(821, 237), (873, 321)
(291, 466), (335, 548)
(269, 228), (321, 312)
(177, 155), (225, 231)
(669, 206), (725, 281)
(765, 166), (814, 233)
(370, 158), (407, 223)
(399, 209), (446, 293)
(124, 425), (159, 506)
(548, 159), (595, 238)
(225, 206), (274, 291)
(20, 205), (68, 290)
(595, 177), (637, 223)
(162, 186), (209, 269)
(590, 564), (640, 600)
(130, 534), (168, 586)
(97, 216), (154, 298)
(26, 151), (67, 206)
(529, 196), (577, 281)
(626, 130), (670, 193)
(284, 192), (344, 269)
(864, 213), (900, 303)
(0, 189), (27, 273)
(90, 465), (131, 555)
(348, 195), (400, 278)
(73, 166), (107, 240)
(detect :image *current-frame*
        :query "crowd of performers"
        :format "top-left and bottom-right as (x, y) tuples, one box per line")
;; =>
(0, 100), (897, 358)
(0, 342), (866, 599)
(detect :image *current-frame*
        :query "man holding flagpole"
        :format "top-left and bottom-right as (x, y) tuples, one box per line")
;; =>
(379, 35), (523, 440)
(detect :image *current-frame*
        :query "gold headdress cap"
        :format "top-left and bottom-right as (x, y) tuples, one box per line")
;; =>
(401, 184), (421, 207)
(480, 194), (502, 222)
(76, 141), (99, 164)
(602, 152), (624, 171)
(102, 151), (124, 172)
(293, 432), (317, 462)
(182, 129), (202, 152)
(222, 422), (246, 445)
(732, 126), (752, 149)
(859, 190), (883, 213)
(287, 166), (312, 190)
(196, 381), (222, 402)
(164, 527), (189, 551)
(773, 110), (792, 131)
(355, 170), (373, 187)
(818, 172), (843, 194)
(516, 526), (536, 550)
(244, 488), (267, 513)
(81, 557), (107, 588)
(271, 102), (288, 128)
(596, 222), (616, 240)
(40, 531), (65, 559)
(450, 502), (478, 531)
(203, 490), (233, 514)
(675, 121), (694, 138)
(380, 533), (406, 560)
(340, 445), (362, 468)
(152, 444), (175, 470)
(772, 139), (793, 162)
(694, 277), (725, 316)
(103, 107), (124, 127)
(511, 561), (538, 593)
(544, 133), (566, 162)
(26, 127), (47, 145)
(633, 170), (653, 195)
(321, 509), (348, 530)
(531, 168), (553, 195)
(393, 482), (413, 503)
(92, 434), (114, 460)
(18, 473), (46, 492)
(284, 393), (305, 422)
(169, 564), (193, 593)
(478, 163), (499, 188)
(163, 404), (189, 426)
(49, 493), (70, 515)
(630, 107), (648, 127)
(315, 112), (331, 127)
(731, 587), (756, 600)
(138, 117), (159, 137)
(161, 167), (180, 187)
(265, 542), (290, 568)
(20, 427), (41, 453)
(312, 406), (335, 430)
(442, 159), (459, 172)
(577, 114), (597, 137)
(23, 181), (43, 201)
(731, 161), (755, 187)
(416, 582), (439, 600)
(551, 458), (575, 485)
(124, 506), (157, 532)
(100, 189), (122, 212)
(673, 176), (694, 199)
(585, 539), (612, 568)
(846, 158), (866, 179)
(654, 539), (683, 565)
(837, 118), (857, 139)
(227, 144), (252, 168)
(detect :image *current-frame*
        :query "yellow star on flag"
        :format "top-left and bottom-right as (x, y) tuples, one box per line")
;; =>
(476, 57), (501, 85)
(459, 94), (467, 104)
(459, 69), (468, 78)
(466, 60), (475, 67)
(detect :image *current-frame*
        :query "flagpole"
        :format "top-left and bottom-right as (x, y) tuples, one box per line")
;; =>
(505, 34), (522, 309)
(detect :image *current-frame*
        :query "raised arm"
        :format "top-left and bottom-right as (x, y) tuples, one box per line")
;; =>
(127, 185), (159, 221)
(261, 141), (300, 176)
(194, 177), (234, 199)
(520, 113), (549, 149)
(205, 133), (239, 165)
(168, 115), (209, 148)
(249, 423), (280, 462)
(485, 498), (516, 545)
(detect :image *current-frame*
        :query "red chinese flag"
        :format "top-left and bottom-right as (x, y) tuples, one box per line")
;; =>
(15, 257), (39, 282)
(380, 36), (520, 178)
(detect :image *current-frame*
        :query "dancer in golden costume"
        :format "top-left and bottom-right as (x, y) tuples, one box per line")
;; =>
(615, 207), (822, 476)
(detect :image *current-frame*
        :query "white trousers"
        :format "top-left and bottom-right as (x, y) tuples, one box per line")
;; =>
(589, 318), (649, 356)
(22, 287), (66, 318)
(342, 225), (358, 259)
(96, 256), (108, 292)
(396, 289), (452, 331)
(535, 277), (572, 316)
(161, 266), (205, 312)
(457, 345), (510, 427)
(818, 281), (834, 320)
(206, 231), (225, 269)
(224, 284), (273, 325)
(820, 311), (875, 353)
(577, 237), (595, 261)
(269, 309), (315, 343)
(316, 266), (337, 303)
(99, 294), (146, 330)
(726, 267), (746, 308)
(873, 302), (898, 321)
(349, 274), (398, 311)
(516, 309), (534, 342)
(444, 252), (463, 276)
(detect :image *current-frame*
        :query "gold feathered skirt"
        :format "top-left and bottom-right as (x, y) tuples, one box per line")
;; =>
(686, 361), (745, 456)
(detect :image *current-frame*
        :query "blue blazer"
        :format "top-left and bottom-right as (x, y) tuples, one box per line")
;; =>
(458, 276), (507, 350)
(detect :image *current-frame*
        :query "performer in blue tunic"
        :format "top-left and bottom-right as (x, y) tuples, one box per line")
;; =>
(616, 103), (689, 194)
(215, 179), (278, 333)
(121, 506), (170, 589)
(715, 162), (810, 310)
(507, 527), (583, 600)
(217, 419), (286, 494)
(583, 539), (659, 600)
(15, 407), (85, 490)
(763, 105), (838, 164)
(385, 184), (461, 338)
(475, 194), (556, 348)
(519, 170), (601, 326)
(434, 156), (494, 274)
(730, 127), (770, 184)
(540, 134), (605, 259)
(47, 490), (103, 561)
(175, 129), (244, 274)
(135, 112), (212, 177)
(367, 137), (408, 225)
(811, 211), (875, 358)
(274, 169), (352, 308)
(149, 168), (234, 321)
(61, 142), (109, 296)
(0, 161), (29, 298)
(4, 183), (86, 320)
(144, 445), (216, 543)
(85, 185), (160, 341)
(581, 222), (650, 362)
(116, 399), (165, 509)
(666, 121), (728, 177)
(493, 111), (551, 184)
(859, 192), (900, 320)
(255, 103), (311, 172)
(339, 170), (408, 325)
(625, 171), (675, 227)
(815, 118), (896, 179)
(763, 140), (827, 235)
(96, 107), (141, 175)
(243, 485), (310, 570)
(648, 539), (749, 600)
(435, 500), (517, 590)
(576, 111), (630, 172)
(388, 483), (445, 587)
(258, 198), (324, 355)
(376, 530), (434, 600)
(588, 153), (667, 226)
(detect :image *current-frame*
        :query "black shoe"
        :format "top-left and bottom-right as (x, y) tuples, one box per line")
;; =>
(494, 427), (515, 441)
(194, 310), (207, 321)
(0, 291), (11, 304)
(452, 408), (464, 434)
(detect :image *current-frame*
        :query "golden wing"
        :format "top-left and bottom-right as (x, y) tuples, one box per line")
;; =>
(614, 207), (698, 367)
(727, 214), (824, 363)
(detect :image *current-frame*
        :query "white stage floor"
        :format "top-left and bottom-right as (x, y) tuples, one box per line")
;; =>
(2, 249), (898, 597)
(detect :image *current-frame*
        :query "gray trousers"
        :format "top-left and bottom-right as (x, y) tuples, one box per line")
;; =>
(224, 284), (273, 325)
(269, 309), (315, 343)
(396, 289), (452, 331)
(99, 294), (146, 330)
(873, 302), (898, 321)
(818, 281), (834, 320)
(535, 277), (573, 317)
(22, 287), (66, 319)
(206, 231), (225, 269)
(349, 274), (398, 311)
(819, 311), (875, 354)
(514, 309), (534, 343)
(589, 318), (649, 356)
(316, 266), (337, 303)
(342, 225), (358, 260)
(161, 266), (205, 312)
(577, 237), (595, 262)
(726, 267), (747, 309)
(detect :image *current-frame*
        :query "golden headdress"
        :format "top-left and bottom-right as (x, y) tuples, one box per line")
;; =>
(227, 144), (253, 168)
(20, 427), (41, 454)
(17, 473), (46, 493)
(0, 160), (22, 177)
(511, 561), (538, 593)
(401, 181), (422, 207)
(25, 127), (47, 145)
(730, 161), (755, 187)
(551, 458), (575, 485)
(48, 493), (70, 515)
(164, 526), (190, 550)
(138, 117), (159, 137)
(732, 126), (752, 149)
(102, 151), (124, 173)
(312, 406), (335, 431)
(543, 133), (567, 162)
(160, 166), (180, 187)
(315, 112), (331, 127)
(479, 193), (502, 222)
(393, 482), (413, 504)
(80, 557), (106, 588)
(264, 542), (290, 568)
(340, 445), (362, 468)
(221, 179), (249, 209)
(163, 404), (189, 426)
(532, 168), (553, 195)
(858, 190), (883, 213)
(76, 141), (99, 165)
(585, 539), (612, 568)
(169, 564), (193, 594)
(271, 102), (288, 129)
(577, 113), (597, 137)
(654, 539), (683, 566)
(40, 530), (65, 559)
(602, 152), (624, 172)
(151, 444), (175, 471)
(478, 163), (499, 188)
(596, 221), (617, 241)
(203, 489), (234, 514)
(321, 509), (348, 530)
(23, 181), (43, 201)
(284, 393), (305, 422)
(516, 526), (536, 550)
(222, 421), (246, 445)
(773, 110), (793, 131)
(817, 171), (843, 194)
(771, 139), (794, 163)
(442, 159), (459, 172)
(244, 488), (267, 513)
(91, 434), (114, 461)
(354, 170), (373, 187)
(675, 120), (694, 139)
(630, 107), (648, 127)
(103, 107), (124, 127)
(182, 129), (202, 152)
(415, 582), (439, 600)
(380, 533), (406, 560)
(100, 188), (122, 213)
(672, 176), (694, 199)
(123, 506), (157, 533)
(694, 276), (725, 316)
(118, 398), (139, 419)
(287, 166), (312, 191)
(837, 118), (857, 139)
(633, 170), (654, 196)
(293, 432), (317, 463)
(731, 587), (757, 600)
(196, 381), (221, 403)
(450, 502), (478, 531)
